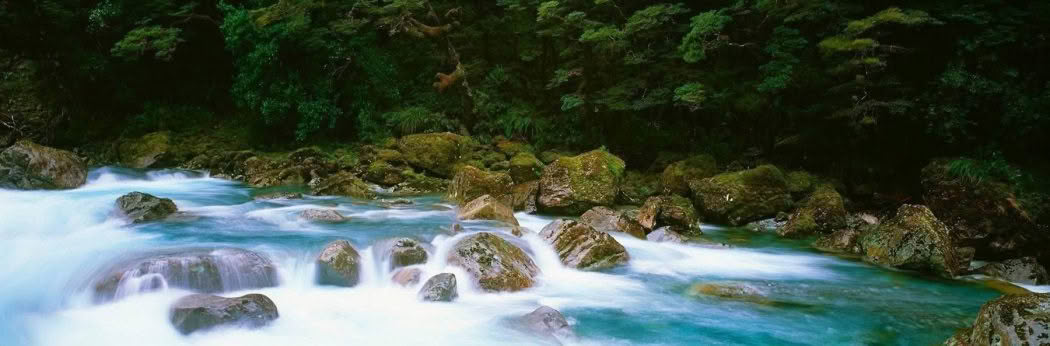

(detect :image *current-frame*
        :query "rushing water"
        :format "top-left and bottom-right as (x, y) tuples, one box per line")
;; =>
(0, 167), (1041, 345)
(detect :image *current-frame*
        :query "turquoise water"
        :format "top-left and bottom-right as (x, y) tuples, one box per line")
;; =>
(0, 167), (1014, 345)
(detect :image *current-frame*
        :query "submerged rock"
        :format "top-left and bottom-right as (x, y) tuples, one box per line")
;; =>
(446, 232), (540, 292)
(579, 206), (646, 239)
(93, 248), (278, 302)
(311, 172), (377, 199)
(517, 306), (575, 340)
(660, 155), (718, 196)
(253, 191), (303, 200)
(647, 226), (690, 243)
(449, 165), (513, 204)
(778, 184), (847, 238)
(457, 194), (519, 226)
(298, 209), (347, 223)
(860, 204), (966, 277)
(118, 131), (171, 169)
(538, 149), (626, 215)
(0, 140), (87, 190)
(687, 282), (769, 305)
(316, 240), (362, 287)
(116, 191), (178, 223)
(418, 273), (458, 302)
(946, 293), (1050, 346)
(392, 267), (422, 286)
(978, 257), (1049, 285)
(377, 238), (429, 269)
(398, 132), (467, 178)
(689, 164), (792, 226)
(169, 293), (278, 335)
(637, 195), (699, 232)
(539, 219), (629, 270)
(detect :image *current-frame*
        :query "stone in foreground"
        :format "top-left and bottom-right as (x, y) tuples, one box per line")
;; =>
(93, 248), (278, 302)
(945, 293), (1050, 346)
(860, 204), (965, 277)
(539, 219), (629, 270)
(316, 240), (362, 287)
(418, 273), (458, 302)
(0, 140), (87, 190)
(457, 194), (519, 226)
(169, 293), (278, 335)
(116, 192), (178, 223)
(446, 232), (539, 292)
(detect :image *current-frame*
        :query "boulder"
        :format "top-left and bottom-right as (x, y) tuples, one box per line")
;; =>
(92, 248), (278, 302)
(418, 273), (458, 302)
(311, 172), (377, 199)
(253, 191), (303, 200)
(506, 181), (539, 213)
(495, 139), (534, 157)
(391, 171), (448, 195)
(778, 184), (847, 238)
(946, 293), (1050, 346)
(860, 204), (966, 277)
(508, 153), (544, 184)
(375, 148), (403, 164)
(448, 165), (512, 204)
(169, 293), (278, 335)
(539, 219), (629, 270)
(363, 160), (406, 186)
(446, 232), (540, 292)
(579, 206), (646, 239)
(978, 257), (1049, 285)
(457, 195), (519, 226)
(813, 229), (865, 255)
(316, 240), (362, 287)
(377, 238), (429, 269)
(538, 149), (626, 215)
(745, 218), (786, 233)
(391, 267), (422, 286)
(398, 132), (466, 178)
(0, 140), (87, 189)
(647, 226), (689, 243)
(660, 155), (718, 196)
(689, 164), (793, 226)
(785, 170), (817, 197)
(538, 150), (568, 164)
(116, 192), (178, 223)
(517, 306), (575, 340)
(637, 195), (699, 232)
(118, 131), (171, 169)
(298, 209), (346, 223)
(619, 171), (661, 205)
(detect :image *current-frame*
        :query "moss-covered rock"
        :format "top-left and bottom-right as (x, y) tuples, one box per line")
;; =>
(539, 219), (629, 270)
(505, 181), (539, 213)
(689, 164), (792, 226)
(363, 160), (406, 186)
(391, 170), (448, 195)
(118, 131), (171, 168)
(377, 238), (429, 269)
(375, 148), (403, 164)
(398, 132), (467, 178)
(316, 240), (362, 287)
(508, 152), (544, 184)
(311, 172), (377, 199)
(538, 150), (570, 165)
(660, 155), (718, 196)
(0, 140), (87, 189)
(860, 204), (966, 277)
(785, 170), (817, 197)
(946, 293), (1050, 346)
(448, 165), (513, 204)
(813, 229), (865, 255)
(579, 206), (646, 239)
(637, 195), (700, 232)
(538, 149), (626, 215)
(446, 232), (540, 292)
(495, 139), (534, 157)
(457, 194), (519, 226)
(619, 170), (661, 205)
(778, 184), (847, 238)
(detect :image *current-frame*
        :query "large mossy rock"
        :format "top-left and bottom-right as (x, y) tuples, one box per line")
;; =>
(418, 273), (458, 302)
(661, 155), (718, 196)
(446, 232), (540, 292)
(457, 194), (519, 226)
(860, 204), (966, 277)
(637, 195), (699, 232)
(778, 184), (847, 238)
(508, 152), (544, 184)
(116, 192), (178, 223)
(922, 159), (1042, 260)
(689, 164), (792, 226)
(398, 132), (467, 178)
(619, 171), (661, 205)
(363, 160), (406, 186)
(539, 219), (629, 270)
(538, 149), (626, 215)
(92, 248), (278, 302)
(311, 172), (377, 199)
(579, 206), (646, 239)
(0, 140), (87, 190)
(813, 229), (865, 255)
(495, 139), (534, 157)
(978, 257), (1049, 285)
(449, 165), (512, 204)
(316, 240), (362, 287)
(946, 293), (1050, 346)
(169, 293), (278, 335)
(118, 131), (171, 169)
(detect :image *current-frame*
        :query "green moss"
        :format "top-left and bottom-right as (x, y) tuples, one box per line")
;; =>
(508, 152), (544, 183)
(661, 155), (718, 196)
(690, 164), (792, 225)
(785, 170), (816, 195)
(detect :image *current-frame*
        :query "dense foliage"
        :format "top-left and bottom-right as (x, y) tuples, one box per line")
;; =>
(1, 0), (1048, 183)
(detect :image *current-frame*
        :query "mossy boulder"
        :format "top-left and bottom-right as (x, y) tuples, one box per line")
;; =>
(579, 206), (646, 239)
(539, 219), (630, 270)
(391, 170), (447, 195)
(0, 140), (87, 190)
(448, 165), (513, 204)
(398, 132), (467, 178)
(508, 152), (544, 184)
(538, 150), (568, 164)
(116, 192), (178, 223)
(637, 195), (700, 232)
(316, 240), (362, 287)
(778, 184), (847, 238)
(660, 155), (718, 196)
(375, 148), (403, 164)
(457, 195), (519, 226)
(495, 139), (534, 157)
(538, 149), (626, 215)
(946, 293), (1050, 346)
(118, 131), (171, 168)
(689, 164), (793, 226)
(813, 228), (865, 255)
(363, 160), (406, 186)
(169, 293), (278, 335)
(446, 232), (540, 292)
(860, 204), (966, 277)
(619, 171), (662, 205)
(311, 172), (377, 199)
(785, 170), (817, 197)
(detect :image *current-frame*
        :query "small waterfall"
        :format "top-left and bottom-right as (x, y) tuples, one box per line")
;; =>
(92, 248), (279, 302)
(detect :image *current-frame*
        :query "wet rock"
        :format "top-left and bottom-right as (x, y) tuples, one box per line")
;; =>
(253, 191), (303, 200)
(116, 192), (178, 223)
(311, 172), (377, 199)
(637, 195), (699, 232)
(169, 293), (278, 335)
(379, 198), (414, 208)
(457, 194), (519, 226)
(118, 131), (171, 169)
(778, 184), (847, 238)
(579, 206), (646, 239)
(390, 171), (448, 195)
(660, 155), (718, 196)
(93, 248), (278, 302)
(518, 306), (575, 340)
(619, 170), (661, 205)
(813, 229), (865, 255)
(0, 140), (87, 190)
(860, 204), (966, 277)
(946, 293), (1050, 346)
(978, 257), (1049, 285)
(377, 238), (429, 269)
(363, 160), (406, 186)
(539, 219), (629, 270)
(449, 165), (513, 204)
(689, 164), (793, 226)
(745, 218), (785, 233)
(316, 240), (362, 287)
(538, 149), (626, 215)
(450, 223), (464, 233)
(687, 282), (770, 305)
(398, 132), (467, 178)
(418, 273), (458, 302)
(647, 226), (689, 243)
(506, 181), (539, 213)
(508, 152), (544, 184)
(446, 232), (540, 292)
(298, 209), (346, 223)
(391, 267), (422, 286)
